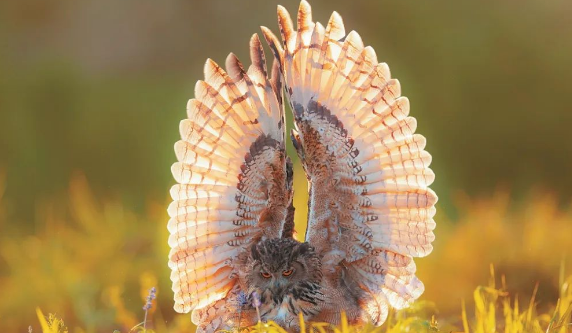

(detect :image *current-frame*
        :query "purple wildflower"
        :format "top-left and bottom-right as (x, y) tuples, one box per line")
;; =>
(251, 291), (262, 323)
(142, 287), (157, 331)
(235, 290), (250, 331)
(236, 290), (249, 307)
(251, 291), (262, 308)
(143, 287), (157, 311)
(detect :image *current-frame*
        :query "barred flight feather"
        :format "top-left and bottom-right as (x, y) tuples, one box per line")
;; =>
(168, 34), (291, 322)
(262, 0), (437, 324)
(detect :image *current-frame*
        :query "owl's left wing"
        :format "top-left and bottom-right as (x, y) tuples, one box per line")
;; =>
(262, 1), (437, 324)
(168, 34), (291, 320)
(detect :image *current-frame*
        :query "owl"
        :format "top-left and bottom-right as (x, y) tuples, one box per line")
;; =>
(167, 1), (437, 332)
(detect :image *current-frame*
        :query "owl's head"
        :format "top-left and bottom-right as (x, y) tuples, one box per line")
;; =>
(242, 238), (322, 304)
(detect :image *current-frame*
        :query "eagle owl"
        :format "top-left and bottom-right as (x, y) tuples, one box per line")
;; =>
(167, 1), (437, 332)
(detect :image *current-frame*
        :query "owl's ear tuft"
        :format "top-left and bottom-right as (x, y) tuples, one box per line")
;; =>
(291, 242), (314, 260)
(251, 244), (261, 261)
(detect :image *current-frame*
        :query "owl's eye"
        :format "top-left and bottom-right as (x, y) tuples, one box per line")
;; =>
(261, 272), (272, 278)
(282, 269), (294, 277)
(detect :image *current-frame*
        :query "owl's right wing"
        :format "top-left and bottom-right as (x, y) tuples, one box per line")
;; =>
(167, 34), (291, 318)
(262, 1), (437, 324)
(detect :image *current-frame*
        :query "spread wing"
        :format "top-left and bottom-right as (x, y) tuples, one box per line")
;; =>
(167, 34), (291, 316)
(262, 1), (437, 324)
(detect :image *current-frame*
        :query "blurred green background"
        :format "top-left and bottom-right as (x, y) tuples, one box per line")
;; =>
(1, 0), (572, 332)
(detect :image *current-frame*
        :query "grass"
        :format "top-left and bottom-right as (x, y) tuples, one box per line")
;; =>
(1, 174), (571, 332)
(35, 265), (572, 332)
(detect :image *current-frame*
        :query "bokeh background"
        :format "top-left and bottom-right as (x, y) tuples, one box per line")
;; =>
(1, 0), (572, 331)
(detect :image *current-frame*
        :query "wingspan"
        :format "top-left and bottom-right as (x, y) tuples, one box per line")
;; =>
(167, 34), (291, 322)
(262, 1), (437, 324)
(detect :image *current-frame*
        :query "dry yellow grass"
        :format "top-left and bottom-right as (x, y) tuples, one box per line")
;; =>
(35, 266), (572, 332)
(1, 174), (571, 332)
(419, 190), (572, 316)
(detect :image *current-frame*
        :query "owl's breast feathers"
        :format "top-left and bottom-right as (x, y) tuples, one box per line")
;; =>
(258, 280), (323, 324)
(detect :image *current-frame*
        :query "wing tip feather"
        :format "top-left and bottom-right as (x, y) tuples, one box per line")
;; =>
(277, 5), (294, 45)
(297, 0), (312, 32)
(249, 33), (267, 78)
(261, 26), (284, 61)
(225, 52), (245, 82)
(326, 11), (345, 39)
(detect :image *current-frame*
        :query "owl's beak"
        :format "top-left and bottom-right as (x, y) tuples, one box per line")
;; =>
(271, 276), (288, 289)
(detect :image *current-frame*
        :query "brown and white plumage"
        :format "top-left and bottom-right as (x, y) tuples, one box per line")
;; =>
(168, 1), (437, 331)
(261, 0), (437, 324)
(168, 34), (293, 331)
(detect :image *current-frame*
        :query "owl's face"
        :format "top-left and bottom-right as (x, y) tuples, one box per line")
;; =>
(243, 238), (322, 308)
